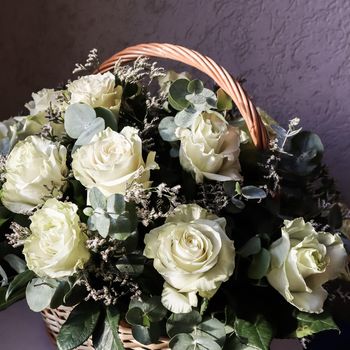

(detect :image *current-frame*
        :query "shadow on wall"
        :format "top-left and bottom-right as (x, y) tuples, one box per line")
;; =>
(1, 0), (349, 202)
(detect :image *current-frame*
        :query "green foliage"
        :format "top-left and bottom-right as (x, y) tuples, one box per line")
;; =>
(50, 281), (71, 309)
(93, 306), (124, 350)
(26, 277), (58, 312)
(241, 186), (267, 200)
(0, 206), (11, 227)
(126, 296), (167, 345)
(57, 301), (101, 350)
(64, 103), (97, 139)
(5, 269), (35, 302)
(0, 286), (25, 311)
(64, 103), (105, 151)
(234, 316), (274, 350)
(283, 131), (324, 176)
(168, 79), (191, 111)
(166, 311), (225, 350)
(238, 236), (261, 258)
(116, 254), (146, 277)
(158, 116), (178, 142)
(217, 88), (233, 111)
(293, 311), (339, 338)
(248, 248), (271, 280)
(3, 254), (26, 273)
(95, 107), (119, 131)
(86, 188), (137, 240)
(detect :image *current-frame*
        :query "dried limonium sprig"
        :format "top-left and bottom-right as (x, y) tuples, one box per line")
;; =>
(125, 181), (181, 226)
(114, 57), (165, 85)
(72, 48), (100, 75)
(262, 117), (302, 194)
(77, 261), (141, 306)
(0, 155), (7, 184)
(6, 222), (31, 247)
(196, 182), (229, 214)
(86, 234), (125, 263)
(139, 114), (160, 151)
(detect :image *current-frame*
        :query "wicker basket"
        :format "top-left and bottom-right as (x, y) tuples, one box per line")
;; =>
(42, 43), (269, 349)
(42, 306), (170, 350)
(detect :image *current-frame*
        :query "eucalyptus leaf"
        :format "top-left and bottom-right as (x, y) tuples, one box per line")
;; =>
(217, 88), (233, 111)
(106, 194), (125, 214)
(174, 108), (198, 128)
(3, 254), (26, 273)
(195, 318), (226, 346)
(239, 236), (261, 258)
(168, 79), (191, 111)
(170, 333), (221, 350)
(95, 107), (118, 131)
(166, 310), (202, 338)
(158, 116), (179, 142)
(248, 248), (271, 280)
(57, 301), (101, 350)
(132, 324), (161, 345)
(126, 307), (147, 327)
(94, 213), (111, 238)
(187, 79), (204, 94)
(74, 117), (105, 148)
(26, 278), (58, 312)
(64, 103), (97, 139)
(241, 186), (267, 200)
(89, 188), (107, 210)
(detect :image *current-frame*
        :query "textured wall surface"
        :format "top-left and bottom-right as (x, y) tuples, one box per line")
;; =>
(1, 0), (349, 202)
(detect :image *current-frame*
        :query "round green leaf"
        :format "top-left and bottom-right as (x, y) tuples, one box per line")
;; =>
(26, 278), (57, 312)
(187, 79), (204, 94)
(166, 310), (202, 338)
(169, 79), (191, 111)
(64, 103), (97, 139)
(158, 116), (178, 142)
(241, 186), (267, 200)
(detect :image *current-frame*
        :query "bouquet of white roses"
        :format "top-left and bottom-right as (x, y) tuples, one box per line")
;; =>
(0, 43), (349, 350)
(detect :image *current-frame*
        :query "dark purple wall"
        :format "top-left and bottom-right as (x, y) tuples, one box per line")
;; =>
(1, 0), (349, 202)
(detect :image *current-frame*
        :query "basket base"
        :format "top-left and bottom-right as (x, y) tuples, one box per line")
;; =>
(41, 306), (170, 350)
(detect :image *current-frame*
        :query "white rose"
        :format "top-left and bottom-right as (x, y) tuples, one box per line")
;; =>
(1, 136), (68, 214)
(72, 127), (158, 196)
(176, 112), (242, 183)
(67, 72), (122, 110)
(23, 198), (90, 278)
(25, 88), (66, 115)
(267, 218), (348, 313)
(144, 204), (235, 313)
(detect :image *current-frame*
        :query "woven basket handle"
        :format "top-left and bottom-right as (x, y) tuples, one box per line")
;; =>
(97, 43), (269, 149)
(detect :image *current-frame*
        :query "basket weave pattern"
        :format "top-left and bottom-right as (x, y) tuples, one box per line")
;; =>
(41, 306), (170, 350)
(42, 43), (268, 350)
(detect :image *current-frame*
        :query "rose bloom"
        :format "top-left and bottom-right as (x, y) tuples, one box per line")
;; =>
(176, 112), (242, 183)
(23, 199), (90, 278)
(267, 218), (347, 313)
(25, 88), (66, 115)
(1, 136), (68, 214)
(67, 72), (122, 110)
(144, 204), (235, 313)
(72, 127), (158, 196)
